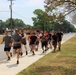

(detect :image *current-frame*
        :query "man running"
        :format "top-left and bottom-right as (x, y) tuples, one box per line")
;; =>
(35, 32), (40, 51)
(51, 30), (57, 52)
(57, 29), (63, 51)
(12, 29), (22, 64)
(29, 33), (37, 55)
(1, 31), (12, 61)
(48, 32), (52, 49)
(21, 30), (28, 55)
(41, 33), (47, 53)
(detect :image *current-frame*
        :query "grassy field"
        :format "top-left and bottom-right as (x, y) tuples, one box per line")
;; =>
(17, 35), (76, 75)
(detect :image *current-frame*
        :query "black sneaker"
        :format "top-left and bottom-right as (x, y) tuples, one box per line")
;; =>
(20, 52), (23, 56)
(32, 51), (35, 55)
(7, 57), (10, 61)
(26, 51), (28, 55)
(17, 60), (19, 64)
(45, 49), (47, 51)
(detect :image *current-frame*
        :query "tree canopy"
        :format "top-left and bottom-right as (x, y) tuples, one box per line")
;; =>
(2, 18), (31, 29)
(32, 9), (75, 32)
(32, 9), (51, 31)
(44, 0), (76, 23)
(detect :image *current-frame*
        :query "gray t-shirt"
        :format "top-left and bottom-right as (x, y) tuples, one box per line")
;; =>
(12, 34), (22, 46)
(3, 36), (12, 47)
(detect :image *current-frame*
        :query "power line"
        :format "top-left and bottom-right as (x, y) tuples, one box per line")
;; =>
(0, 11), (9, 12)
(12, 11), (31, 20)
(0, 10), (30, 20)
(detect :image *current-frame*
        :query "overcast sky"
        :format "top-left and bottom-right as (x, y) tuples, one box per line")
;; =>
(0, 0), (76, 27)
(0, 0), (45, 25)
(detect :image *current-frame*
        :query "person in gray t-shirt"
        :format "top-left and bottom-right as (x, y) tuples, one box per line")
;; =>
(12, 29), (22, 64)
(1, 31), (12, 61)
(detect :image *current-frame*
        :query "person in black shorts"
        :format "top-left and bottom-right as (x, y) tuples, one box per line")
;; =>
(29, 33), (37, 55)
(57, 29), (63, 51)
(1, 31), (12, 61)
(21, 30), (28, 55)
(12, 29), (22, 64)
(51, 30), (57, 52)
(28, 33), (32, 52)
(48, 32), (52, 49)
(41, 33), (47, 53)
(35, 33), (40, 51)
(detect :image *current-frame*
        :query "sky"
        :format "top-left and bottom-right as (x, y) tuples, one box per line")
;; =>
(0, 0), (76, 27)
(0, 0), (45, 25)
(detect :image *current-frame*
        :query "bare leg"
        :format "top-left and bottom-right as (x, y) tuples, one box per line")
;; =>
(17, 49), (20, 64)
(6, 51), (10, 60)
(58, 42), (61, 51)
(31, 45), (35, 55)
(13, 49), (16, 55)
(24, 45), (28, 55)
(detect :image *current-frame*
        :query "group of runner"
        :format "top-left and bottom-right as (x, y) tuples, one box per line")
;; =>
(1, 29), (63, 64)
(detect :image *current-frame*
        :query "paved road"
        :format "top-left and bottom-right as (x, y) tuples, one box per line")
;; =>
(0, 33), (75, 61)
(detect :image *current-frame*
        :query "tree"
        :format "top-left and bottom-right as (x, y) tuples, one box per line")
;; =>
(53, 19), (76, 32)
(0, 20), (4, 34)
(71, 12), (76, 24)
(3, 18), (27, 29)
(32, 9), (51, 31)
(32, 9), (75, 32)
(44, 0), (76, 24)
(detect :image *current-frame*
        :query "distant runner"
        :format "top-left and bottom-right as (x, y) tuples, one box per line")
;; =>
(35, 33), (40, 51)
(41, 33), (47, 53)
(51, 30), (57, 52)
(21, 30), (28, 55)
(57, 29), (63, 51)
(29, 33), (37, 55)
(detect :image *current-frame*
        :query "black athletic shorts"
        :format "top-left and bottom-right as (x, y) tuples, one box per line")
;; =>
(29, 42), (35, 45)
(36, 41), (39, 45)
(22, 42), (26, 45)
(13, 45), (21, 49)
(52, 41), (57, 46)
(58, 39), (62, 42)
(29, 42), (32, 45)
(42, 41), (47, 48)
(22, 40), (27, 45)
(4, 47), (11, 52)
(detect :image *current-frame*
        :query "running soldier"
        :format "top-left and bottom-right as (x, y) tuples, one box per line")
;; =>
(51, 30), (57, 52)
(35, 32), (40, 51)
(57, 29), (63, 51)
(21, 30), (28, 55)
(41, 33), (47, 53)
(48, 32), (52, 49)
(12, 29), (22, 64)
(1, 31), (12, 61)
(29, 33), (37, 55)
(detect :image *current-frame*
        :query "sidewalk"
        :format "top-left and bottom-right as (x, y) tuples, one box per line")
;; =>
(0, 33), (75, 75)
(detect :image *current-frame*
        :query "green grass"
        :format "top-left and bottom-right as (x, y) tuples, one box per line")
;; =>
(17, 35), (76, 75)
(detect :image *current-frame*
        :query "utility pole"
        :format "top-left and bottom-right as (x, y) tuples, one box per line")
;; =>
(8, 0), (14, 36)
